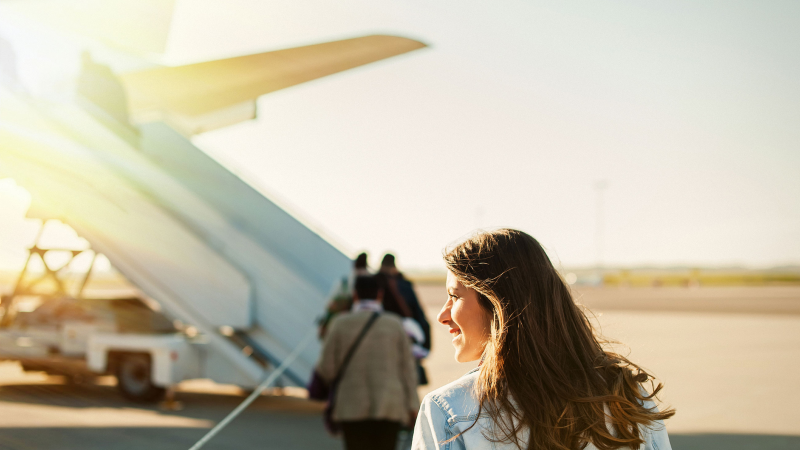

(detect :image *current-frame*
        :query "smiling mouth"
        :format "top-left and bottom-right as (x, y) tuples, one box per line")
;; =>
(450, 329), (462, 340)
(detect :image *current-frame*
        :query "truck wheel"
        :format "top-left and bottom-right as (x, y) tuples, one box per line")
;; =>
(115, 353), (165, 402)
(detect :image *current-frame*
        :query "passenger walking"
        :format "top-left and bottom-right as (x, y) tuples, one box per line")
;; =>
(378, 253), (432, 385)
(352, 252), (371, 278)
(317, 275), (420, 450)
(318, 252), (370, 338)
(375, 254), (413, 318)
(412, 229), (674, 450)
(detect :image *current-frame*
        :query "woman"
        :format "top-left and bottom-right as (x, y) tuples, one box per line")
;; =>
(412, 229), (674, 450)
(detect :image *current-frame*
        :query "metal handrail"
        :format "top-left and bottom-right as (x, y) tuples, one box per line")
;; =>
(187, 330), (316, 450)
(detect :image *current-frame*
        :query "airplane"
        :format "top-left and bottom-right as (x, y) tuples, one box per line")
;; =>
(0, 0), (426, 399)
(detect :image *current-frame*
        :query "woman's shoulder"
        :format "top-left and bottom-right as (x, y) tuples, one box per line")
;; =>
(422, 368), (482, 424)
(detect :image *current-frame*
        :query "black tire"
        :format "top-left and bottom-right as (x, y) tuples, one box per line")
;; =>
(115, 353), (165, 402)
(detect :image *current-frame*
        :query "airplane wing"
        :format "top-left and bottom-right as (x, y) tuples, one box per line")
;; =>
(120, 35), (427, 134)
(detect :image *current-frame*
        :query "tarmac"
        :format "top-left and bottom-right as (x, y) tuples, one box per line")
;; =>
(0, 285), (798, 450)
(417, 284), (800, 450)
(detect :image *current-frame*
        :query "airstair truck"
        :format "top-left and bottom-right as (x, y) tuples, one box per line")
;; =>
(0, 34), (426, 400)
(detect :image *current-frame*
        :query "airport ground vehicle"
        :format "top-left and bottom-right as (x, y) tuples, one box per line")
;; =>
(0, 212), (327, 402)
(0, 243), (209, 401)
(0, 106), (350, 400)
(0, 104), (356, 400)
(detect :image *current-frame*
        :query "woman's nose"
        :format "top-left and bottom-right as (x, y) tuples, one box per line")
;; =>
(437, 302), (451, 325)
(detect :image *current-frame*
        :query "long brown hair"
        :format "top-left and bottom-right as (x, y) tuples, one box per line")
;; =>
(444, 229), (674, 450)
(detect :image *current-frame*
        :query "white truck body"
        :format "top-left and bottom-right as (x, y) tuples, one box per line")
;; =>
(87, 333), (202, 388)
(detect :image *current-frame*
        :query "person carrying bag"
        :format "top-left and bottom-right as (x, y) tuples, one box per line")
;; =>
(309, 311), (380, 433)
(314, 275), (419, 450)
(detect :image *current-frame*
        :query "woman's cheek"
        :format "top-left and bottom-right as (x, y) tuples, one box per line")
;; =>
(451, 302), (463, 327)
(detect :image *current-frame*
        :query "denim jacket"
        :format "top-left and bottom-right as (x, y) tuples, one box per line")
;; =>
(412, 368), (672, 450)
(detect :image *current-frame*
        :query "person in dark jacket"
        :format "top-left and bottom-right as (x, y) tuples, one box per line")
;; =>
(377, 254), (431, 385)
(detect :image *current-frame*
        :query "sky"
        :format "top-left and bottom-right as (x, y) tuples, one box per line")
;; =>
(2, 0), (799, 271)
(185, 0), (800, 270)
